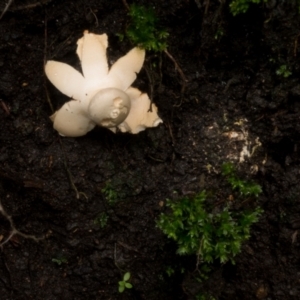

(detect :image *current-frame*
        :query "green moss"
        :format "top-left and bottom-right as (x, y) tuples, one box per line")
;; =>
(229, 0), (268, 16)
(120, 4), (168, 52)
(222, 162), (262, 197)
(157, 163), (263, 264)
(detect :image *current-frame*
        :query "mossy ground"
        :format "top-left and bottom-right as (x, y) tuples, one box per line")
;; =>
(0, 0), (300, 299)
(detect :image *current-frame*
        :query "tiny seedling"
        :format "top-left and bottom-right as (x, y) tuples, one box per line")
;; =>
(196, 293), (216, 300)
(94, 212), (109, 228)
(52, 257), (68, 265)
(165, 266), (175, 277)
(276, 65), (292, 78)
(214, 28), (224, 40)
(101, 182), (118, 205)
(118, 272), (133, 293)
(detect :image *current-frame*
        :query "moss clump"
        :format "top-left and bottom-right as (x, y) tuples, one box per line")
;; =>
(121, 4), (169, 52)
(230, 0), (268, 16)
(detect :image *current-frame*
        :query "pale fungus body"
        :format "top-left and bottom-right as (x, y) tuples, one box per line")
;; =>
(88, 88), (131, 128)
(45, 30), (162, 136)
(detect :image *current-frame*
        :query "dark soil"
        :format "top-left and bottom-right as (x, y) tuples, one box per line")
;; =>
(0, 0), (300, 299)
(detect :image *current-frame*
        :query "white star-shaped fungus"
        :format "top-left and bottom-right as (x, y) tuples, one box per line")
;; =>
(45, 30), (162, 137)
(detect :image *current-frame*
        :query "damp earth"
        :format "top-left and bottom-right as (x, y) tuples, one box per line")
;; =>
(0, 0), (300, 299)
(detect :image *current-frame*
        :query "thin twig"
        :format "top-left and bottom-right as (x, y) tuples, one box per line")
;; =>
(44, 83), (54, 113)
(143, 65), (154, 112)
(0, 0), (14, 20)
(0, 100), (10, 115)
(8, 0), (52, 11)
(89, 8), (99, 27)
(121, 0), (130, 10)
(166, 121), (175, 146)
(0, 200), (43, 248)
(1, 254), (13, 289)
(163, 49), (187, 94)
(44, 13), (54, 113)
(58, 138), (88, 200)
(158, 53), (163, 89)
(204, 0), (210, 14)
(114, 243), (123, 272)
(117, 241), (140, 253)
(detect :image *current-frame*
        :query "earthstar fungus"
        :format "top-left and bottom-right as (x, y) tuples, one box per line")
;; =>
(45, 30), (162, 136)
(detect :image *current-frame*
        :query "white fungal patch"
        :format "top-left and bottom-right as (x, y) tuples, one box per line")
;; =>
(45, 31), (162, 137)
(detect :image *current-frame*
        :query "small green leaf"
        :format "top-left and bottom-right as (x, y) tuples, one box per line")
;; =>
(125, 282), (133, 289)
(123, 272), (131, 281)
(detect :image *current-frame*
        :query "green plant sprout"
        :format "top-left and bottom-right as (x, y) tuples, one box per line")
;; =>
(52, 257), (68, 265)
(94, 212), (109, 228)
(230, 0), (268, 16)
(165, 266), (175, 277)
(276, 65), (292, 78)
(196, 293), (216, 300)
(101, 182), (118, 205)
(120, 4), (168, 52)
(222, 162), (262, 197)
(157, 163), (263, 264)
(214, 28), (224, 40)
(118, 272), (133, 293)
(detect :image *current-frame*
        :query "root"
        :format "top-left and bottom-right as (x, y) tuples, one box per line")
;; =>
(163, 49), (187, 95)
(59, 138), (87, 200)
(121, 0), (130, 10)
(1, 0), (53, 19)
(0, 200), (44, 248)
(43, 14), (54, 113)
(6, 0), (53, 12)
(143, 65), (155, 112)
(0, 0), (14, 20)
(0, 100), (10, 115)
